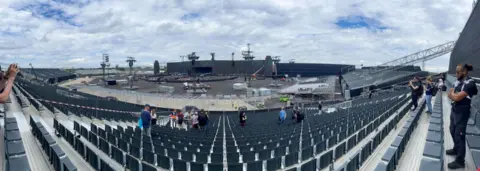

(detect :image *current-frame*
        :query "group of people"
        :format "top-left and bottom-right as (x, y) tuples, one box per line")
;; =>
(278, 106), (305, 124)
(408, 64), (478, 169)
(190, 109), (209, 130)
(169, 109), (184, 128)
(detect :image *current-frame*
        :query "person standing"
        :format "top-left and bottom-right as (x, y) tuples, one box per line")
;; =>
(409, 79), (420, 111)
(141, 104), (152, 137)
(191, 112), (199, 129)
(446, 64), (478, 169)
(170, 109), (177, 128)
(279, 107), (286, 124)
(239, 111), (247, 127)
(198, 109), (209, 131)
(151, 108), (157, 125)
(296, 111), (304, 123)
(318, 101), (323, 114)
(178, 110), (185, 126)
(425, 77), (434, 114)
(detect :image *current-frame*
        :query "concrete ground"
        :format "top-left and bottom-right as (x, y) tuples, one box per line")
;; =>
(89, 76), (295, 96)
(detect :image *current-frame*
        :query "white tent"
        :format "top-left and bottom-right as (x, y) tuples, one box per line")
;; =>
(233, 83), (247, 90)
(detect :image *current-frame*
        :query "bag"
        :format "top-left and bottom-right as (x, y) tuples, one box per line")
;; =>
(431, 84), (438, 96)
(138, 118), (143, 129)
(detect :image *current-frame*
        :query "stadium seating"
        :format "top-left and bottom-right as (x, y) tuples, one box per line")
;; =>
(19, 75), (460, 170)
(374, 95), (425, 171)
(41, 87), (410, 171)
(418, 93), (445, 171)
(30, 115), (77, 171)
(22, 68), (76, 84)
(4, 116), (31, 171)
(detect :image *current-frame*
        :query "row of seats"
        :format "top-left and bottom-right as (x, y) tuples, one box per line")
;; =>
(17, 79), (146, 113)
(334, 93), (412, 171)
(72, 119), (178, 171)
(21, 68), (76, 84)
(12, 86), (28, 108)
(29, 115), (77, 171)
(342, 69), (417, 89)
(16, 82), (140, 122)
(18, 77), (417, 171)
(53, 119), (117, 171)
(375, 96), (426, 171)
(420, 92), (445, 170)
(15, 83), (44, 112)
(4, 117), (31, 171)
(149, 94), (410, 170)
(67, 97), (405, 171)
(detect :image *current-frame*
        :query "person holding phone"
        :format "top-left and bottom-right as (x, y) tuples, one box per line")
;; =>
(0, 64), (20, 103)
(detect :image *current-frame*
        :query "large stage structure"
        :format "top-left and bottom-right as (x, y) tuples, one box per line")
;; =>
(167, 44), (353, 77)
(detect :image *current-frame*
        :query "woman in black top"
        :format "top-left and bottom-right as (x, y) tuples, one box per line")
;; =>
(446, 64), (478, 169)
(409, 79), (420, 111)
(239, 112), (246, 127)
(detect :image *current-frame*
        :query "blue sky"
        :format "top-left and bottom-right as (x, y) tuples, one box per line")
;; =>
(0, 0), (474, 72)
(335, 15), (389, 31)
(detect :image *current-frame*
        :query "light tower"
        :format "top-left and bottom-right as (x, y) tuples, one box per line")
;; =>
(210, 53), (215, 61)
(242, 43), (255, 60)
(126, 56), (136, 89)
(241, 43), (255, 84)
(100, 54), (109, 85)
(273, 56), (281, 76)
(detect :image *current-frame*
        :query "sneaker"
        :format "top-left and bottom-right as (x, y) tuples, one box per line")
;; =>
(447, 161), (465, 169)
(446, 149), (457, 155)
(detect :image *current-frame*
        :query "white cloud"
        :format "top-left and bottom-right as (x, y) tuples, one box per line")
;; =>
(0, 0), (474, 71)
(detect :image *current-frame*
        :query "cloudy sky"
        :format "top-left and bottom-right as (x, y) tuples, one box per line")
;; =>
(0, 0), (474, 71)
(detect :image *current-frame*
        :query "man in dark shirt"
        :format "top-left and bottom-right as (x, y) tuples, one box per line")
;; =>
(141, 104), (152, 137)
(446, 64), (478, 169)
(409, 79), (420, 111)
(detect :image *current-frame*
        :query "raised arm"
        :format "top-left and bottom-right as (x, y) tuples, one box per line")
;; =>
(0, 73), (8, 91)
(0, 64), (19, 103)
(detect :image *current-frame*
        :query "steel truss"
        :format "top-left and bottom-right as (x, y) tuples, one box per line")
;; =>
(369, 41), (456, 75)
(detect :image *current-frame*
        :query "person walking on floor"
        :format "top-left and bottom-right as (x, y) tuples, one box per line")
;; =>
(239, 111), (247, 127)
(279, 107), (286, 124)
(446, 64), (478, 169)
(425, 77), (434, 114)
(141, 104), (152, 137)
